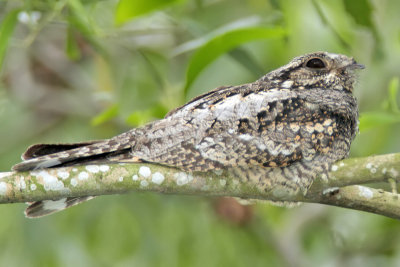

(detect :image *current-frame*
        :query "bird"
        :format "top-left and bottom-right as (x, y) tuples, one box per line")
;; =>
(12, 51), (364, 218)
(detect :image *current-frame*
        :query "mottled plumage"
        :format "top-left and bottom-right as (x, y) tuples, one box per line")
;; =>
(13, 51), (364, 217)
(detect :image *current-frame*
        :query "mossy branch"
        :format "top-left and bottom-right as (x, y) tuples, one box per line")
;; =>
(0, 153), (399, 219)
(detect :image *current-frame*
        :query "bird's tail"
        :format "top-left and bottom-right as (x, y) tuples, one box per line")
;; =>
(12, 132), (137, 172)
(12, 133), (138, 218)
(24, 196), (96, 218)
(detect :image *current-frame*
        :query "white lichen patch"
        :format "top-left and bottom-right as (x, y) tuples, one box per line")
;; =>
(0, 182), (8, 195)
(118, 176), (124, 182)
(174, 172), (193, 186)
(43, 198), (67, 211)
(365, 163), (379, 173)
(339, 162), (345, 167)
(44, 180), (64, 191)
(31, 170), (65, 191)
(139, 166), (151, 178)
(86, 165), (100, 173)
(0, 172), (12, 179)
(72, 168), (78, 172)
(358, 185), (373, 199)
(151, 172), (165, 185)
(70, 178), (78, 187)
(16, 177), (26, 190)
(382, 168), (387, 174)
(30, 184), (37, 191)
(99, 165), (110, 172)
(219, 179), (227, 186)
(232, 179), (239, 185)
(132, 175), (139, 181)
(78, 172), (89, 181)
(140, 180), (149, 187)
(57, 171), (70, 180)
(331, 165), (338, 172)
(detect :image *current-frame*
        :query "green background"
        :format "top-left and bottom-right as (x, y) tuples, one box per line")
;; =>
(1, 0), (400, 266)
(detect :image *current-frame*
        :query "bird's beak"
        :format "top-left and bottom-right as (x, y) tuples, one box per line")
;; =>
(349, 63), (365, 70)
(347, 58), (365, 70)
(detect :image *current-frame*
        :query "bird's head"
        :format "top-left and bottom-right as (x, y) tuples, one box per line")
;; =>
(264, 52), (364, 93)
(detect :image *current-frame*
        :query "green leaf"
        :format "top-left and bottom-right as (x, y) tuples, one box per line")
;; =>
(91, 104), (119, 126)
(68, 0), (92, 31)
(311, 0), (354, 48)
(388, 77), (399, 113)
(359, 111), (400, 132)
(67, 0), (106, 56)
(343, 0), (374, 28)
(115, 0), (184, 25)
(184, 27), (286, 94)
(228, 48), (265, 77)
(65, 28), (81, 60)
(0, 9), (20, 71)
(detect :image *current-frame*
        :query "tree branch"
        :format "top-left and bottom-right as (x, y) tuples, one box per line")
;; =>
(1, 153), (399, 219)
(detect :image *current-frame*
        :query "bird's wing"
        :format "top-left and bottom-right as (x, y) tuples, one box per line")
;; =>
(132, 86), (336, 171)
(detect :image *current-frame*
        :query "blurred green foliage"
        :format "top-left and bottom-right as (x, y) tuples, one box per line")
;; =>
(1, 0), (400, 266)
(115, 0), (186, 25)
(0, 8), (20, 69)
(184, 26), (286, 91)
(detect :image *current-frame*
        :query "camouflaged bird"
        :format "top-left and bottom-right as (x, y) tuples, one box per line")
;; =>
(13, 51), (364, 217)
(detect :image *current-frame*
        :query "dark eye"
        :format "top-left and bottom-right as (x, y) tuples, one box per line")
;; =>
(305, 58), (326, 69)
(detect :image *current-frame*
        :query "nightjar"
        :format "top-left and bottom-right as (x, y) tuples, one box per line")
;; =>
(13, 51), (364, 217)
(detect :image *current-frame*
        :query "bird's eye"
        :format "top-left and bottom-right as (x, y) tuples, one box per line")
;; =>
(305, 58), (326, 69)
